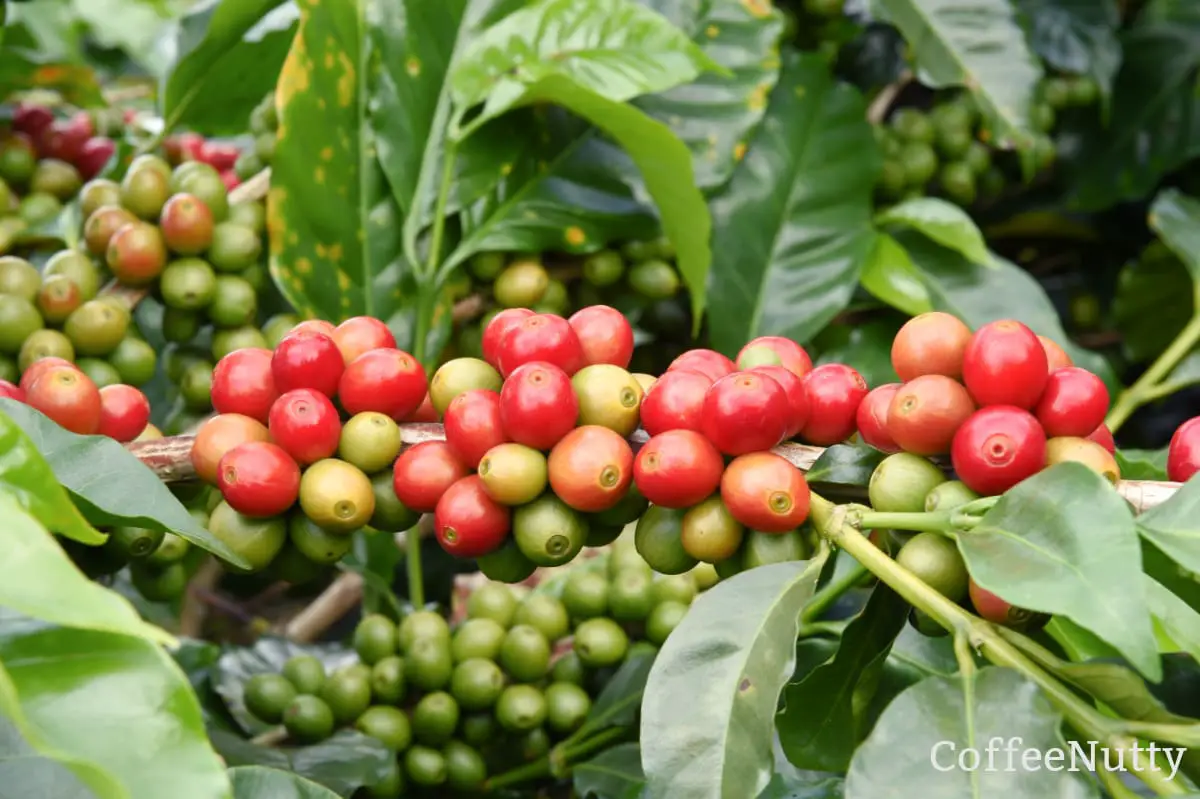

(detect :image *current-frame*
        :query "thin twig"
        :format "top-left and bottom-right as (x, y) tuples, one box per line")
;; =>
(866, 71), (913, 125)
(179, 557), (223, 638)
(280, 571), (364, 642)
(229, 168), (271, 205)
(249, 727), (289, 747)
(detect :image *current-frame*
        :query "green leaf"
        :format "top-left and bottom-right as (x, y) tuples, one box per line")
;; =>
(641, 554), (829, 799)
(706, 53), (880, 353)
(1116, 448), (1169, 482)
(1112, 247), (1193, 363)
(844, 667), (1099, 797)
(813, 317), (903, 389)
(1137, 477), (1200, 583)
(1149, 189), (1200, 298)
(759, 766), (845, 799)
(0, 399), (249, 569)
(573, 743), (645, 799)
(858, 233), (933, 318)
(213, 730), (393, 797)
(1146, 576), (1200, 665)
(0, 620), (232, 799)
(229, 767), (340, 799)
(806, 444), (887, 488)
(873, 0), (1044, 149)
(958, 463), (1160, 680)
(1045, 617), (1121, 663)
(778, 585), (909, 772)
(581, 643), (656, 735)
(0, 404), (104, 545)
(1014, 0), (1121, 103)
(875, 198), (992, 267)
(70, 0), (177, 77)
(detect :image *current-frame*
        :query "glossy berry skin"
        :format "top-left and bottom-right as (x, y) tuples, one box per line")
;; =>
(444, 389), (509, 469)
(20, 357), (75, 394)
(26, 366), (102, 435)
(720, 452), (810, 533)
(434, 475), (511, 558)
(890, 312), (972, 382)
(0, 380), (25, 402)
(338, 348), (427, 420)
(211, 347), (278, 424)
(968, 578), (1046, 631)
(482, 308), (535, 369)
(332, 316), (396, 364)
(961, 320), (1048, 409)
(290, 319), (336, 337)
(749, 365), (809, 439)
(700, 371), (790, 455)
(499, 361), (579, 451)
(798, 363), (868, 446)
(268, 389), (342, 466)
(190, 413), (271, 484)
(97, 384), (151, 442)
(497, 314), (585, 378)
(633, 430), (724, 509)
(1039, 336), (1073, 372)
(1086, 424), (1116, 454)
(393, 441), (470, 513)
(1169, 417), (1200, 483)
(856, 383), (901, 453)
(547, 425), (634, 512)
(568, 305), (634, 369)
(1033, 367), (1109, 438)
(404, 392), (438, 423)
(951, 406), (1047, 496)
(639, 369), (712, 436)
(667, 349), (736, 383)
(271, 330), (345, 397)
(886, 375), (976, 456)
(216, 441), (301, 517)
(735, 336), (813, 378)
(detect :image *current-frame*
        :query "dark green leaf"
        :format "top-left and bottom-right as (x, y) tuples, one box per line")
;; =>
(0, 621), (232, 799)
(173, 638), (223, 695)
(875, 198), (991, 267)
(0, 404), (103, 545)
(806, 444), (887, 488)
(1116, 448), (1169, 482)
(0, 399), (249, 569)
(1111, 247), (1193, 363)
(162, 0), (297, 136)
(858, 233), (933, 318)
(1147, 576), (1200, 664)
(73, 0), (177, 76)
(779, 586), (908, 771)
(759, 767), (845, 799)
(214, 731), (393, 797)
(1044, 617), (1121, 662)
(813, 317), (903, 389)
(345, 530), (404, 616)
(706, 53), (879, 353)
(573, 743), (645, 799)
(1015, 0), (1121, 101)
(1138, 478), (1200, 585)
(583, 643), (656, 734)
(844, 667), (1099, 797)
(1149, 189), (1200, 295)
(229, 767), (340, 799)
(641, 555), (829, 799)
(959, 463), (1160, 680)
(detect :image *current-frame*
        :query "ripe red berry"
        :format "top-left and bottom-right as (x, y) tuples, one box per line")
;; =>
(633, 429), (724, 508)
(720, 452), (810, 533)
(968, 578), (1046, 630)
(548, 425), (634, 512)
(499, 361), (578, 451)
(886, 375), (976, 456)
(498, 314), (586, 378)
(20, 357), (76, 394)
(268, 389), (342, 466)
(191, 413), (271, 484)
(211, 347), (278, 424)
(216, 441), (300, 517)
(891, 311), (972, 382)
(404, 392), (439, 423)
(290, 319), (337, 337)
(961, 320), (1048, 409)
(77, 136), (115, 180)
(97, 384), (150, 442)
(1169, 417), (1200, 483)
(951, 406), (1047, 496)
(393, 441), (470, 512)
(25, 365), (102, 435)
(667, 349), (736, 383)
(701, 371), (790, 455)
(434, 475), (511, 558)
(749, 365), (809, 438)
(856, 383), (901, 453)
(271, 330), (344, 397)
(568, 305), (634, 368)
(337, 348), (427, 420)
(332, 316), (396, 364)
(444, 389), (509, 469)
(735, 336), (813, 378)
(1086, 423), (1116, 454)
(13, 104), (53, 137)
(482, 308), (535, 369)
(639, 369), (712, 436)
(798, 363), (868, 446)
(1039, 336), (1073, 372)
(1033, 367), (1109, 438)
(0, 380), (25, 402)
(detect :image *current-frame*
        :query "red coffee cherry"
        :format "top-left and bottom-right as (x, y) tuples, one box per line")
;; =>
(403, 392), (439, 423)
(798, 363), (868, 446)
(338, 348), (427, 420)
(332, 316), (396, 364)
(639, 368), (713, 436)
(667, 349), (736, 383)
(547, 425), (634, 513)
(290, 319), (336, 337)
(1039, 336), (1073, 372)
(633, 429), (724, 509)
(568, 305), (634, 368)
(1033, 367), (1109, 438)
(497, 314), (585, 378)
(951, 406), (1047, 496)
(886, 375), (976, 456)
(482, 308), (535, 369)
(393, 441), (470, 513)
(890, 311), (972, 382)
(969, 578), (1047, 631)
(434, 475), (511, 558)
(19, 357), (75, 394)
(961, 320), (1048, 409)
(97, 384), (151, 442)
(499, 361), (579, 451)
(749, 365), (809, 438)
(191, 413), (271, 484)
(25, 365), (102, 435)
(856, 383), (901, 453)
(211, 347), (278, 424)
(1168, 417), (1200, 483)
(271, 330), (345, 397)
(0, 380), (25, 402)
(268, 389), (342, 466)
(1086, 423), (1116, 454)
(720, 452), (810, 533)
(735, 336), (813, 378)
(700, 371), (790, 455)
(444, 389), (509, 469)
(216, 441), (301, 517)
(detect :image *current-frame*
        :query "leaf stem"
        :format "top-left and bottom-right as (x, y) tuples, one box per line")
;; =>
(800, 559), (869, 622)
(482, 757), (552, 791)
(425, 141), (458, 285)
(557, 725), (630, 765)
(853, 510), (957, 534)
(1106, 313), (1200, 433)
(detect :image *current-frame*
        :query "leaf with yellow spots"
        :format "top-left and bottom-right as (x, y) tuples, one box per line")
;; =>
(162, 0), (298, 136)
(706, 54), (879, 353)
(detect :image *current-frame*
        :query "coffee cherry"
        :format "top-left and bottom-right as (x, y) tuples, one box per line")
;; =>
(951, 406), (1046, 496)
(856, 383), (901, 453)
(191, 413), (271, 484)
(332, 316), (396, 364)
(405, 392), (439, 423)
(159, 193), (214, 255)
(1045, 436), (1119, 483)
(268, 389), (342, 466)
(891, 311), (972, 381)
(886, 375), (975, 456)
(434, 475), (511, 558)
(211, 347), (278, 424)
(547, 425), (634, 513)
(798, 363), (868, 446)
(271, 330), (345, 397)
(299, 458), (375, 534)
(720, 452), (810, 532)
(444, 389), (508, 469)
(701, 371), (790, 455)
(571, 364), (643, 437)
(497, 314), (585, 378)
(633, 430), (724, 508)
(106, 221), (167, 286)
(97, 384), (150, 442)
(924, 480), (980, 512)
(481, 308), (534, 369)
(338, 348), (427, 420)
(1033, 366), (1108, 438)
(961, 320), (1048, 409)
(969, 578), (1047, 631)
(18, 356), (75, 394)
(667, 349), (736, 382)
(680, 495), (745, 563)
(478, 443), (548, 506)
(868, 452), (945, 513)
(499, 361), (578, 451)
(338, 412), (402, 474)
(217, 441), (301, 517)
(735, 336), (813, 378)
(290, 319), (336, 337)
(512, 492), (587, 567)
(0, 380), (25, 402)
(1038, 335), (1073, 371)
(896, 532), (968, 602)
(634, 505), (696, 575)
(393, 441), (470, 513)
(749, 364), (809, 438)
(1086, 423), (1116, 454)
(25, 364), (102, 434)
(639, 368), (712, 436)
(567, 305), (634, 368)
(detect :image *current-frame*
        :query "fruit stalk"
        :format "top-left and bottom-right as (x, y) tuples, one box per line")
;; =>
(1106, 314), (1200, 433)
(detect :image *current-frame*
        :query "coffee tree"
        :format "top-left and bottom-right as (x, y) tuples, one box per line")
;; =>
(3, 0), (1200, 796)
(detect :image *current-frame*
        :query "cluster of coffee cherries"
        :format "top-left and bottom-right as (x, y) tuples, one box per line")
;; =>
(0, 355), (152, 441)
(162, 131), (245, 192)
